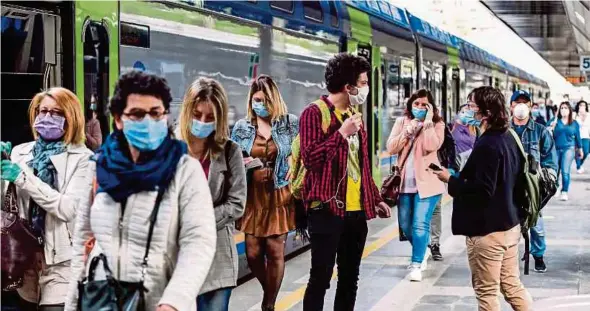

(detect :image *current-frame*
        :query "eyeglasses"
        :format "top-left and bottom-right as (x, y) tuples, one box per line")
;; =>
(122, 109), (168, 121)
(467, 101), (479, 112)
(38, 109), (64, 118)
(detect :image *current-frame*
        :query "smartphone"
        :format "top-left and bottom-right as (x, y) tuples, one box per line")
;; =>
(428, 163), (442, 171)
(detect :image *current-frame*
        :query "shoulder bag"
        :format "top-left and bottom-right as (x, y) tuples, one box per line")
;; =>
(380, 129), (421, 206)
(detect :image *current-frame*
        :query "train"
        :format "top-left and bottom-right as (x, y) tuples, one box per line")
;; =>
(2, 0), (549, 279)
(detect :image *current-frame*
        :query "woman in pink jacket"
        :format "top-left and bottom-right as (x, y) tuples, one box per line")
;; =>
(387, 89), (445, 282)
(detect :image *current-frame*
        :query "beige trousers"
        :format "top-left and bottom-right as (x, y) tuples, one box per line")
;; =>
(466, 225), (532, 311)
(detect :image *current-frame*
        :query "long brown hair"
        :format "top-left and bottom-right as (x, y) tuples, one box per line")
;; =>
(246, 75), (288, 122)
(557, 101), (574, 125)
(404, 89), (443, 123)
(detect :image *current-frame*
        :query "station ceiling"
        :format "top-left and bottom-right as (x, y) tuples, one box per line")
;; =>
(482, 0), (590, 85)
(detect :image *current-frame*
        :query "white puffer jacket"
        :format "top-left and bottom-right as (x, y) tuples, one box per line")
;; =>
(64, 155), (216, 311)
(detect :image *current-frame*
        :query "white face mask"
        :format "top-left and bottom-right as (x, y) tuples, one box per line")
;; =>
(349, 85), (370, 106)
(513, 103), (530, 120)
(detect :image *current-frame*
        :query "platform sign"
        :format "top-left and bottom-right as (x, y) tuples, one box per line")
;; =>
(580, 55), (590, 72)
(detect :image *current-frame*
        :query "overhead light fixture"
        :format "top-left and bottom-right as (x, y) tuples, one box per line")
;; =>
(575, 11), (585, 24)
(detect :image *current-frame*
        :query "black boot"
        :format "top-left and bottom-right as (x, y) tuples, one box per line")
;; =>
(430, 244), (443, 261)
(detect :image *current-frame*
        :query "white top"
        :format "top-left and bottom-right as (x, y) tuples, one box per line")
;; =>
(576, 115), (590, 139)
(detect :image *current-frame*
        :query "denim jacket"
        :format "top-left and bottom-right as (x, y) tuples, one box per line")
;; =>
(231, 114), (299, 189)
(511, 119), (558, 174)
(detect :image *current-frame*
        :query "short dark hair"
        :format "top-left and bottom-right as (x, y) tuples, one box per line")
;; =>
(404, 89), (442, 123)
(468, 86), (509, 131)
(575, 100), (588, 113)
(110, 71), (173, 117)
(325, 53), (371, 93)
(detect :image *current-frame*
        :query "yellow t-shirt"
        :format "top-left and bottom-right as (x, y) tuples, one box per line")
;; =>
(334, 108), (362, 211)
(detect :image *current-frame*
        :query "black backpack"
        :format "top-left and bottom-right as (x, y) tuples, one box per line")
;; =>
(438, 124), (459, 171)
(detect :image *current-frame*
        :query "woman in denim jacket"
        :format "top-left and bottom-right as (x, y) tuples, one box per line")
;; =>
(231, 75), (298, 311)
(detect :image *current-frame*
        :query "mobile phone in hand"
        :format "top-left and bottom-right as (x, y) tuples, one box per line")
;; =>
(428, 163), (442, 171)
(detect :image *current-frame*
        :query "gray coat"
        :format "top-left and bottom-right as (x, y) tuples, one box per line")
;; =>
(200, 140), (247, 294)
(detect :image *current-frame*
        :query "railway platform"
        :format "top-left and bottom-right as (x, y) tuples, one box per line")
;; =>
(231, 161), (590, 311)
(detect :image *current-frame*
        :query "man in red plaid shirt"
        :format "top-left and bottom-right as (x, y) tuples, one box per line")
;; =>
(300, 53), (391, 311)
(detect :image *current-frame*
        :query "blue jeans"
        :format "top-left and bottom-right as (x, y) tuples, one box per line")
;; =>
(197, 287), (232, 311)
(530, 216), (546, 258)
(576, 138), (590, 169)
(398, 193), (442, 264)
(557, 147), (575, 192)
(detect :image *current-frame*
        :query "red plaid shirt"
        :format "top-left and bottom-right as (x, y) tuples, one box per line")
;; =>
(299, 96), (382, 219)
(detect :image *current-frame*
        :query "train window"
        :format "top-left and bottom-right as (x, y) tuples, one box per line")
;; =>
(328, 1), (339, 27)
(121, 22), (150, 48)
(83, 21), (110, 138)
(270, 1), (294, 13)
(303, 1), (323, 22)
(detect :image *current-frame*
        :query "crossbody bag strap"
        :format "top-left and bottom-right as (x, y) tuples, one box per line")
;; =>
(140, 187), (166, 282)
(398, 128), (422, 170)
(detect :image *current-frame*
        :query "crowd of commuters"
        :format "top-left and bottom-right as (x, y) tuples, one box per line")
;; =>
(1, 52), (588, 311)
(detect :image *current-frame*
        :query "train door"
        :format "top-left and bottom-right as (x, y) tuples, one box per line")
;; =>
(1, 2), (74, 146)
(75, 1), (119, 135)
(447, 67), (461, 121)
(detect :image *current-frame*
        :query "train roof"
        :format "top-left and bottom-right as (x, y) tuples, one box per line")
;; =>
(184, 0), (547, 88)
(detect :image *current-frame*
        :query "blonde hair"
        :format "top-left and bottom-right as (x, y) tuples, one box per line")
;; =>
(28, 87), (85, 145)
(246, 75), (288, 122)
(179, 77), (229, 156)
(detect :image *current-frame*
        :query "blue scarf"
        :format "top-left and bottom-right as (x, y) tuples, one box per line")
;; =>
(28, 138), (67, 237)
(96, 130), (187, 203)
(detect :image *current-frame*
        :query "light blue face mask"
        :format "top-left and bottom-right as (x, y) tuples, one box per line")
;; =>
(461, 109), (482, 127)
(123, 117), (168, 151)
(531, 109), (541, 118)
(412, 108), (427, 121)
(191, 119), (215, 139)
(252, 100), (270, 118)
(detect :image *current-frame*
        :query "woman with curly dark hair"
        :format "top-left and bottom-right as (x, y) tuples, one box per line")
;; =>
(64, 71), (217, 311)
(433, 86), (532, 310)
(575, 100), (590, 173)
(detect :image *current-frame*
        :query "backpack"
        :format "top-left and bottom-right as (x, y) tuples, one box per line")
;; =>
(438, 123), (459, 171)
(289, 99), (331, 240)
(508, 129), (541, 275)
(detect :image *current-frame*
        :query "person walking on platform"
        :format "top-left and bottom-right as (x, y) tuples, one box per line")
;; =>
(452, 103), (479, 170)
(434, 86), (532, 311)
(64, 71), (217, 311)
(231, 75), (298, 311)
(387, 89), (445, 281)
(553, 102), (583, 201)
(574, 100), (590, 173)
(0, 88), (94, 311)
(532, 102), (547, 126)
(300, 53), (391, 311)
(178, 78), (247, 311)
(509, 90), (557, 273)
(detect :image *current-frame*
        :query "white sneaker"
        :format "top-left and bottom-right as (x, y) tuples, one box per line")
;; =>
(560, 192), (569, 201)
(408, 265), (422, 282)
(577, 167), (585, 174)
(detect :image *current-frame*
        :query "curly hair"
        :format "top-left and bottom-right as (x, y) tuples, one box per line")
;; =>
(109, 70), (173, 117)
(468, 86), (509, 131)
(325, 53), (371, 93)
(575, 100), (588, 114)
(404, 89), (442, 123)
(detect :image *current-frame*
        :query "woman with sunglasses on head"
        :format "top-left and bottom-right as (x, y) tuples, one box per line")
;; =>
(231, 75), (298, 311)
(64, 71), (216, 311)
(178, 77), (246, 311)
(386, 89), (445, 282)
(553, 102), (583, 201)
(0, 88), (94, 311)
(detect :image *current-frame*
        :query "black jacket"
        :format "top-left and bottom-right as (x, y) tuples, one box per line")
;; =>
(449, 128), (523, 237)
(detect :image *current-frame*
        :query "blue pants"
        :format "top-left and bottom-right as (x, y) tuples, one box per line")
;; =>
(398, 193), (442, 264)
(197, 287), (232, 311)
(557, 147), (575, 192)
(576, 138), (590, 169)
(530, 216), (546, 258)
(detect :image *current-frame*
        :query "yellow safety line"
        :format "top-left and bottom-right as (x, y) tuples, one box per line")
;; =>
(274, 194), (451, 311)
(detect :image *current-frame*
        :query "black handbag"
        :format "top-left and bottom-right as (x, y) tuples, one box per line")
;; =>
(77, 188), (165, 311)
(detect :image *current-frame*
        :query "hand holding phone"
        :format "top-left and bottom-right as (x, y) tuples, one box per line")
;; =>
(428, 163), (442, 171)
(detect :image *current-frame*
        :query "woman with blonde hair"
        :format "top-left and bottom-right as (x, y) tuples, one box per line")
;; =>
(231, 75), (298, 311)
(178, 77), (247, 311)
(0, 87), (94, 310)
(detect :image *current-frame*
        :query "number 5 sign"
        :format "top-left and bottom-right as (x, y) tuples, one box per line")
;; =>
(581, 55), (590, 71)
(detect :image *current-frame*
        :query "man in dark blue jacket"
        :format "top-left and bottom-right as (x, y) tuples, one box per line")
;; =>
(509, 90), (558, 273)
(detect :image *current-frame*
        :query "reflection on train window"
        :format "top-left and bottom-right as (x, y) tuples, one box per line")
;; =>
(119, 0), (261, 126)
(120, 22), (150, 48)
(270, 28), (338, 115)
(328, 0), (339, 27)
(270, 1), (294, 13)
(303, 1), (323, 22)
